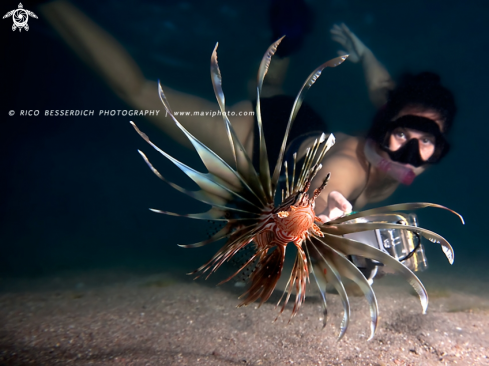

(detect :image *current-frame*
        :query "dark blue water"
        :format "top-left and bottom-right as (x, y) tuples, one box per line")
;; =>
(1, 0), (488, 282)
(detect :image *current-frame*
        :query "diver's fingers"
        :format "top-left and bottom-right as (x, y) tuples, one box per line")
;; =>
(341, 23), (361, 45)
(331, 33), (349, 44)
(331, 24), (359, 62)
(329, 191), (353, 213)
(318, 214), (329, 224)
(338, 24), (365, 61)
(330, 23), (343, 34)
(330, 28), (347, 41)
(331, 35), (352, 53)
(331, 38), (349, 51)
(328, 207), (345, 221)
(341, 23), (353, 36)
(331, 31), (354, 50)
(330, 24), (345, 35)
(344, 24), (364, 47)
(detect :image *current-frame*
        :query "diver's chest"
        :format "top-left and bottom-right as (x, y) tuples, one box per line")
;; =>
(357, 176), (398, 209)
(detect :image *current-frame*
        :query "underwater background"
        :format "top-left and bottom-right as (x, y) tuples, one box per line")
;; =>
(1, 0), (489, 287)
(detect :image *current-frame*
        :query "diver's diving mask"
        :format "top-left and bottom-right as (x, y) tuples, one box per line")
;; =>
(379, 115), (450, 167)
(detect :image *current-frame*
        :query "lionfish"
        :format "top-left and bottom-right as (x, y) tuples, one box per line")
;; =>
(130, 38), (464, 340)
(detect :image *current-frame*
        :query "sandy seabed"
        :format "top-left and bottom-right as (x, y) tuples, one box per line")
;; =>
(1, 266), (488, 366)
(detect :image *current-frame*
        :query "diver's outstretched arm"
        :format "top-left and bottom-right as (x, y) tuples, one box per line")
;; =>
(330, 23), (395, 108)
(39, 1), (254, 161)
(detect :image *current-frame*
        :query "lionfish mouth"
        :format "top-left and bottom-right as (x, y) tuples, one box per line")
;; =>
(131, 38), (464, 341)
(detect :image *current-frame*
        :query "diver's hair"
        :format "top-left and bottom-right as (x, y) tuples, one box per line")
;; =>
(368, 72), (457, 142)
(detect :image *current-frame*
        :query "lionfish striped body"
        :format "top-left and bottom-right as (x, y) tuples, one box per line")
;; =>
(131, 39), (464, 340)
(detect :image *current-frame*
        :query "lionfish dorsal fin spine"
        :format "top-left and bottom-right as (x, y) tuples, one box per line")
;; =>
(271, 55), (349, 196)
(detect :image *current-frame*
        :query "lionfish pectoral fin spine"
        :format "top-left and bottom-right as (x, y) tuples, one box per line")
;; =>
(254, 36), (285, 200)
(324, 221), (455, 265)
(218, 250), (259, 286)
(137, 149), (232, 207)
(210, 45), (269, 204)
(158, 83), (267, 207)
(178, 224), (233, 249)
(308, 240), (350, 340)
(239, 246), (285, 307)
(131, 122), (264, 210)
(321, 232), (428, 314)
(271, 55), (348, 195)
(328, 202), (464, 225)
(304, 239), (328, 327)
(210, 43), (237, 168)
(157, 81), (174, 115)
(257, 36), (285, 92)
(149, 207), (227, 221)
(138, 150), (261, 216)
(325, 243), (379, 341)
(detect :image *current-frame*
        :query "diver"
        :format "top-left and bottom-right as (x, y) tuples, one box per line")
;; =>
(38, 1), (456, 223)
(263, 14), (456, 223)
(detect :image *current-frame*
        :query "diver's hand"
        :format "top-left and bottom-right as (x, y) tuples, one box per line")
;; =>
(330, 23), (367, 63)
(318, 191), (353, 223)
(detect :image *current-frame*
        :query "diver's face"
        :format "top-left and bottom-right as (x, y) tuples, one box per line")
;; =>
(388, 106), (444, 162)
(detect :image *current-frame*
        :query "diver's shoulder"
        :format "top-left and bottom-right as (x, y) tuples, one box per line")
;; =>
(334, 133), (365, 152)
